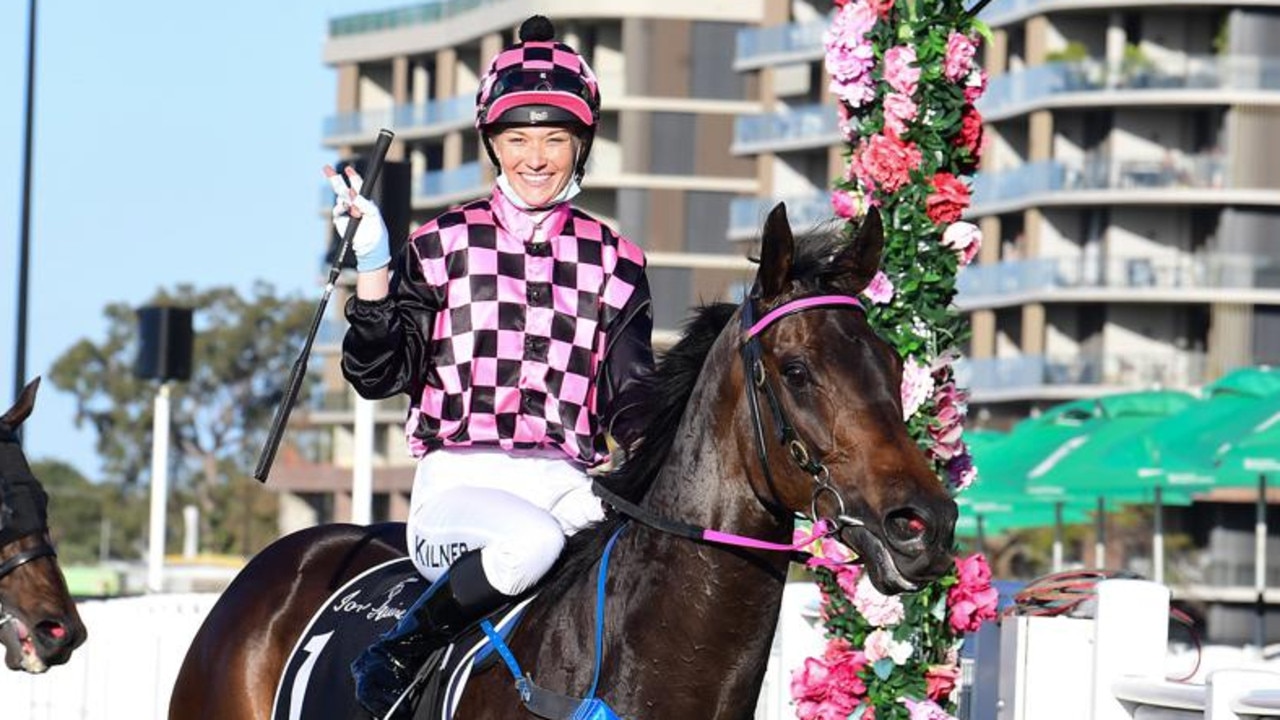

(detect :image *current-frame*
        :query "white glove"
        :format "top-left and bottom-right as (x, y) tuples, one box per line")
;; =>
(327, 167), (391, 272)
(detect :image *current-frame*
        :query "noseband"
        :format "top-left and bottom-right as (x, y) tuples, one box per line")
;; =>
(0, 423), (57, 585)
(739, 294), (867, 533)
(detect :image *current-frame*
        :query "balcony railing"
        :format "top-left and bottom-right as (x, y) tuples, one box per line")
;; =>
(971, 151), (1229, 207)
(329, 0), (501, 36)
(981, 55), (1280, 118)
(734, 20), (827, 69)
(732, 103), (840, 154)
(957, 252), (1280, 300)
(416, 162), (485, 203)
(958, 353), (1211, 393)
(729, 194), (832, 239)
(324, 95), (473, 141)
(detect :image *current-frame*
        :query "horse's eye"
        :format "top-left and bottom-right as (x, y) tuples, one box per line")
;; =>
(782, 361), (811, 388)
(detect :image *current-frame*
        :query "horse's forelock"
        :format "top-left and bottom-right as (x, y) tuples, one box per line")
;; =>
(788, 222), (858, 294)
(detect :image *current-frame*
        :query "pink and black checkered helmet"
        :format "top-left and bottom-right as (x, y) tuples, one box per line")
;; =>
(476, 16), (600, 177)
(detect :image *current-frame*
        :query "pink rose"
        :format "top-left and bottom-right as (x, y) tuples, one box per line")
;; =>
(900, 357), (934, 420)
(883, 91), (918, 138)
(791, 638), (870, 720)
(925, 664), (960, 703)
(824, 2), (879, 108)
(851, 133), (923, 194)
(903, 697), (959, 720)
(867, 0), (895, 17)
(852, 575), (907, 627)
(926, 172), (971, 224)
(884, 45), (920, 96)
(944, 32), (978, 82)
(941, 221), (982, 265)
(830, 189), (863, 219)
(964, 68), (989, 104)
(947, 553), (999, 633)
(863, 270), (894, 305)
(834, 563), (862, 598)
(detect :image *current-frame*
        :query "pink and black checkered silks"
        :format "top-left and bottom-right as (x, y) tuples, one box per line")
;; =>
(403, 188), (644, 466)
(476, 41), (601, 128)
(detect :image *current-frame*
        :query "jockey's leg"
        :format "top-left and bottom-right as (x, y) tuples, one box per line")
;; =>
(352, 478), (578, 718)
(351, 549), (502, 718)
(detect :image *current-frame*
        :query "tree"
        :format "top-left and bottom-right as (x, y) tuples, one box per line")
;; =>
(48, 282), (318, 557)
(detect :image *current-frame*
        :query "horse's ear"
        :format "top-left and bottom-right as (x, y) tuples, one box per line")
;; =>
(1, 377), (40, 429)
(833, 207), (885, 295)
(754, 203), (795, 301)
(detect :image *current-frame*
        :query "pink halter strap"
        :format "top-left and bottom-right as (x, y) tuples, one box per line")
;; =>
(745, 295), (863, 339)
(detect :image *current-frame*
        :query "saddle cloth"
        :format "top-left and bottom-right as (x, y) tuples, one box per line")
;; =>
(270, 557), (529, 720)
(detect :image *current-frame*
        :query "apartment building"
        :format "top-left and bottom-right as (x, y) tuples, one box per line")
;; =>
(732, 0), (1280, 641)
(271, 1), (776, 531)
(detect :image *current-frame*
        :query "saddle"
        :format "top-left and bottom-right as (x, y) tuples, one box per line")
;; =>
(270, 557), (529, 720)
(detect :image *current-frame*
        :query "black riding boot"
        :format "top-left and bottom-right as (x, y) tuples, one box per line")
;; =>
(351, 550), (506, 718)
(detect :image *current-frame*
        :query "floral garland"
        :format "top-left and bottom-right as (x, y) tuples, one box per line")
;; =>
(790, 0), (999, 717)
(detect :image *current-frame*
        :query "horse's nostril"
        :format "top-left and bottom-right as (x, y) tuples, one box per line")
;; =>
(886, 508), (929, 542)
(37, 621), (67, 644)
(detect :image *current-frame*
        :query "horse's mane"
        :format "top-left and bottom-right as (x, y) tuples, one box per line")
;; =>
(539, 301), (737, 592)
(537, 224), (848, 594)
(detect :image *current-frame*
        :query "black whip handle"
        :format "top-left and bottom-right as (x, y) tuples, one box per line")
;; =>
(254, 128), (395, 483)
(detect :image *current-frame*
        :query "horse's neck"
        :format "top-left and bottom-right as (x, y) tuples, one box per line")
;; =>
(599, 336), (795, 708)
(501, 334), (797, 717)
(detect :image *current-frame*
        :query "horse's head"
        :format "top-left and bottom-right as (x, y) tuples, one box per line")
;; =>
(0, 378), (86, 672)
(735, 204), (957, 594)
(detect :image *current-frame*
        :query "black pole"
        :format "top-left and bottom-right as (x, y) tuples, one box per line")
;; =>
(13, 0), (36, 409)
(1255, 473), (1268, 649)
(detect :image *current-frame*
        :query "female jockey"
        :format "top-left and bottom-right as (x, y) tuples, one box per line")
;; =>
(328, 15), (654, 717)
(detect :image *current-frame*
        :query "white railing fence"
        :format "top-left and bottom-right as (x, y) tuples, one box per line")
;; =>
(3, 581), (1275, 720)
(0, 593), (218, 720)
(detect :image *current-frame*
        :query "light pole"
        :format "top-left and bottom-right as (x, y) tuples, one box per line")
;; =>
(12, 0), (37, 407)
(147, 381), (171, 592)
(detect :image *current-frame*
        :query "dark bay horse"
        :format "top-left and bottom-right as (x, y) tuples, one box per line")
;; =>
(0, 378), (87, 672)
(170, 205), (957, 719)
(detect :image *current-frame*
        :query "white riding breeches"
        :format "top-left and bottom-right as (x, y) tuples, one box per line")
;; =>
(406, 446), (606, 596)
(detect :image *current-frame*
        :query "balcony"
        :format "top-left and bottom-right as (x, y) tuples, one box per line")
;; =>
(958, 353), (1210, 399)
(415, 162), (486, 207)
(969, 151), (1241, 213)
(732, 103), (841, 155)
(728, 194), (833, 241)
(329, 0), (502, 36)
(324, 95), (472, 144)
(980, 55), (1280, 121)
(957, 253), (1280, 308)
(734, 20), (826, 71)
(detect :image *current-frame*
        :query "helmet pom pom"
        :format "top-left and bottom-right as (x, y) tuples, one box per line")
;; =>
(519, 15), (556, 42)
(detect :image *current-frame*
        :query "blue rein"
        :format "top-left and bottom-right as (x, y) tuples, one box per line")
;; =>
(480, 522), (629, 720)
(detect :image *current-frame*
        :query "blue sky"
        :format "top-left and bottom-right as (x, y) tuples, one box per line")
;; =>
(0, 0), (399, 477)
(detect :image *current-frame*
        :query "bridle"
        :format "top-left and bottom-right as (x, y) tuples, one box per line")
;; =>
(0, 423), (57, 586)
(739, 294), (868, 534)
(591, 293), (873, 556)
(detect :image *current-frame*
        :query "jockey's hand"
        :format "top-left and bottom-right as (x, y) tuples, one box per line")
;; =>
(325, 165), (391, 273)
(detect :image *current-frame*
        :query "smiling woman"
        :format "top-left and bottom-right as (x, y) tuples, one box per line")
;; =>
(0, 379), (86, 673)
(489, 126), (580, 209)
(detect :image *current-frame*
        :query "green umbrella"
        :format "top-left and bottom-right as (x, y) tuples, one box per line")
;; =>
(959, 420), (1095, 539)
(1150, 367), (1280, 492)
(1024, 390), (1198, 503)
(1196, 405), (1280, 648)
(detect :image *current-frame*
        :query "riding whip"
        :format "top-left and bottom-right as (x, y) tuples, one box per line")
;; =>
(254, 128), (394, 482)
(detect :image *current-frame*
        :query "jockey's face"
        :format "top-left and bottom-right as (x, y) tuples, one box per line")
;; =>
(491, 126), (577, 208)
